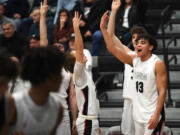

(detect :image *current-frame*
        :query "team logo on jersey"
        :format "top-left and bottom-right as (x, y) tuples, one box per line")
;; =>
(134, 71), (147, 81)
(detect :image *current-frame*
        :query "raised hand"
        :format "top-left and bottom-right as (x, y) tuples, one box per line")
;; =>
(40, 0), (48, 16)
(100, 11), (109, 30)
(73, 11), (82, 30)
(111, 0), (121, 11)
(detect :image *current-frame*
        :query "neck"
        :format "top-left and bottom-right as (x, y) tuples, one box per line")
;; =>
(29, 84), (49, 105)
(140, 53), (152, 62)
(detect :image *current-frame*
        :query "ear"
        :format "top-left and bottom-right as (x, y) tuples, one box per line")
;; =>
(149, 45), (154, 51)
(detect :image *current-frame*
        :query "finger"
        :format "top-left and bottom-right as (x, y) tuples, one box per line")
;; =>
(44, 0), (47, 5)
(40, 2), (42, 7)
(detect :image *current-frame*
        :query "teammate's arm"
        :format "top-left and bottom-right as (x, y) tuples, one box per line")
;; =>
(69, 73), (78, 133)
(40, 0), (48, 47)
(148, 60), (167, 129)
(73, 11), (87, 87)
(100, 11), (135, 66)
(107, 0), (131, 53)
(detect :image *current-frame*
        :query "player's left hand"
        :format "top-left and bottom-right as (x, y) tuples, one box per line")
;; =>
(148, 114), (159, 129)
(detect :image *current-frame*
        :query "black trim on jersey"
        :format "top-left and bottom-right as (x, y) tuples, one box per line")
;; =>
(153, 106), (165, 135)
(0, 95), (5, 130)
(81, 86), (89, 115)
(83, 120), (92, 135)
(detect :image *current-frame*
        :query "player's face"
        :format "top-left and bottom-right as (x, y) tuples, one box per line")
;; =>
(132, 33), (138, 48)
(0, 76), (9, 99)
(135, 38), (153, 58)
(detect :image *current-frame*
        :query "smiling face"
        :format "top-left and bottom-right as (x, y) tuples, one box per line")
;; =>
(2, 23), (15, 38)
(135, 38), (153, 61)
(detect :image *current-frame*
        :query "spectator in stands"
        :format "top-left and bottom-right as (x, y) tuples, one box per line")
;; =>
(28, 7), (54, 44)
(0, 2), (16, 35)
(53, 0), (77, 24)
(0, 21), (28, 60)
(29, 34), (40, 48)
(53, 9), (73, 49)
(83, 0), (108, 56)
(113, 0), (148, 45)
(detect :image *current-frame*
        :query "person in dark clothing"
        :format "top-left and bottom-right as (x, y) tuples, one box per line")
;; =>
(0, 21), (28, 60)
(113, 0), (148, 45)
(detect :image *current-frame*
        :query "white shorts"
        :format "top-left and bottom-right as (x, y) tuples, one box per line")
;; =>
(121, 99), (135, 135)
(55, 110), (71, 135)
(134, 121), (153, 135)
(76, 117), (99, 135)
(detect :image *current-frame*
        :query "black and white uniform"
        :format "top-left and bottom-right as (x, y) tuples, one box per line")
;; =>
(51, 68), (71, 135)
(132, 54), (165, 135)
(73, 62), (100, 135)
(121, 51), (136, 135)
(11, 90), (60, 135)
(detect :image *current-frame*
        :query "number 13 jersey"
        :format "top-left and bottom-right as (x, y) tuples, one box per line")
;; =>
(132, 54), (160, 123)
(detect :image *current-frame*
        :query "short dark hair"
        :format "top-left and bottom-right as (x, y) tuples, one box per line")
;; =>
(21, 46), (65, 85)
(136, 33), (157, 51)
(130, 25), (148, 36)
(0, 49), (18, 80)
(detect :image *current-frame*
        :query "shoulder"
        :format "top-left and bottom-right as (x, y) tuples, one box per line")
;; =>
(155, 60), (166, 74)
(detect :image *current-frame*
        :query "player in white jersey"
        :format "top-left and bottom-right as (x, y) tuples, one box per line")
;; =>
(0, 50), (18, 135)
(121, 26), (148, 135)
(73, 12), (100, 135)
(100, 0), (167, 134)
(8, 47), (65, 135)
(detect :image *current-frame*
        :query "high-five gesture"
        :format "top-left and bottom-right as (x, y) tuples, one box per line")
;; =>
(111, 0), (121, 11)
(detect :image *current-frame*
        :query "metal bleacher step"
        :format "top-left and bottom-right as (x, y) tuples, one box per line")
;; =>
(99, 108), (180, 128)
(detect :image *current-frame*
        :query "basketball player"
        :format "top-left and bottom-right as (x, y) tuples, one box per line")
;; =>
(73, 11), (100, 135)
(100, 0), (167, 134)
(9, 47), (65, 135)
(0, 50), (18, 135)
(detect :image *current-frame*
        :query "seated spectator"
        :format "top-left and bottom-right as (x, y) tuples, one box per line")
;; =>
(53, 9), (73, 49)
(0, 2), (16, 35)
(83, 0), (107, 56)
(25, 7), (54, 44)
(53, 0), (77, 24)
(0, 21), (28, 60)
(29, 34), (40, 48)
(114, 0), (148, 45)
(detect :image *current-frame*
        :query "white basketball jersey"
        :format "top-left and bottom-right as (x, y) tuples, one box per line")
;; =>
(11, 90), (60, 135)
(74, 71), (99, 116)
(132, 54), (160, 123)
(123, 51), (136, 100)
(51, 68), (70, 109)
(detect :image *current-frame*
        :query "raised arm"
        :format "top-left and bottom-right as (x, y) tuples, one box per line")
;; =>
(148, 60), (167, 129)
(107, 0), (131, 53)
(73, 12), (84, 63)
(40, 0), (48, 47)
(100, 11), (134, 65)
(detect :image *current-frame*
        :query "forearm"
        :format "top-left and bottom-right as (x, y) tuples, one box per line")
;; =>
(40, 15), (48, 47)
(74, 26), (84, 62)
(107, 10), (117, 37)
(70, 96), (78, 121)
(154, 89), (166, 117)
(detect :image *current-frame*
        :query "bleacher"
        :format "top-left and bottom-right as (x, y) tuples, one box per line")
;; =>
(88, 0), (180, 134)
